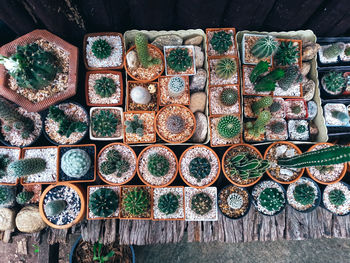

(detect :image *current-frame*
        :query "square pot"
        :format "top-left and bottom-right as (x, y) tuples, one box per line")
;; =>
(288, 120), (310, 140)
(164, 45), (196, 76)
(273, 38), (303, 68)
(206, 28), (238, 57)
(209, 85), (241, 115)
(158, 76), (190, 106)
(0, 146), (21, 185)
(208, 56), (240, 87)
(285, 99), (308, 119)
(22, 184), (42, 204)
(126, 81), (159, 112)
(241, 33), (274, 65)
(266, 118), (288, 141)
(123, 111), (156, 144)
(242, 65), (273, 96)
(152, 186), (185, 220)
(185, 187), (218, 221)
(209, 115), (242, 147)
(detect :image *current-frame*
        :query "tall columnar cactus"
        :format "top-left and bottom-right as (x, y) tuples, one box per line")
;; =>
(322, 71), (346, 94)
(259, 187), (285, 212)
(250, 35), (278, 59)
(216, 115), (241, 139)
(125, 114), (144, 137)
(328, 189), (346, 206)
(189, 157), (211, 182)
(191, 192), (212, 215)
(323, 42), (345, 59)
(274, 41), (299, 66)
(147, 153), (170, 177)
(158, 192), (179, 215)
(89, 188), (119, 217)
(123, 188), (150, 216)
(0, 43), (59, 90)
(92, 110), (119, 137)
(277, 145), (350, 168)
(168, 76), (185, 98)
(249, 61), (269, 83)
(7, 158), (46, 177)
(16, 191), (34, 205)
(254, 68), (285, 92)
(215, 58), (237, 79)
(210, 31), (233, 54)
(61, 149), (91, 178)
(278, 66), (302, 91)
(91, 39), (112, 59)
(167, 48), (193, 72)
(219, 88), (238, 106)
(0, 185), (15, 208)
(166, 115), (185, 134)
(245, 110), (271, 138)
(251, 96), (273, 115)
(293, 184), (316, 206)
(135, 33), (160, 68)
(44, 200), (67, 217)
(94, 77), (116, 98)
(331, 110), (349, 123)
(0, 154), (10, 179)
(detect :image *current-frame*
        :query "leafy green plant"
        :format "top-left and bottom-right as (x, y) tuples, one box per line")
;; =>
(167, 48), (193, 72)
(0, 154), (10, 179)
(254, 68), (285, 92)
(274, 41), (299, 66)
(250, 35), (278, 59)
(328, 189), (346, 206)
(245, 110), (271, 138)
(251, 96), (273, 115)
(220, 88), (238, 106)
(125, 114), (144, 137)
(61, 149), (91, 178)
(92, 110), (119, 137)
(322, 71), (346, 94)
(135, 33), (160, 68)
(210, 31), (232, 54)
(293, 184), (316, 206)
(89, 188), (119, 218)
(147, 153), (170, 177)
(215, 57), (237, 79)
(93, 240), (115, 263)
(7, 158), (46, 177)
(44, 200), (67, 216)
(216, 115), (241, 139)
(249, 61), (269, 83)
(191, 192), (212, 215)
(166, 115), (185, 134)
(94, 77), (116, 98)
(158, 192), (179, 215)
(92, 39), (112, 59)
(259, 187), (285, 212)
(189, 157), (211, 182)
(16, 191), (34, 205)
(122, 188), (150, 216)
(323, 42), (345, 59)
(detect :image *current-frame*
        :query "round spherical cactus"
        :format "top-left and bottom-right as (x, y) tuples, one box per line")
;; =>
(220, 88), (238, 106)
(16, 191), (34, 205)
(189, 157), (211, 182)
(210, 31), (233, 54)
(123, 188), (150, 216)
(168, 76), (186, 98)
(158, 192), (179, 215)
(274, 41), (299, 66)
(215, 58), (237, 79)
(328, 189), (345, 207)
(269, 101), (282, 113)
(323, 42), (345, 59)
(167, 48), (193, 72)
(227, 193), (243, 209)
(322, 71), (346, 94)
(296, 125), (306, 134)
(250, 35), (278, 59)
(130, 86), (151, 105)
(293, 184), (316, 206)
(94, 77), (116, 98)
(100, 161), (117, 175)
(270, 121), (285, 134)
(125, 114), (144, 137)
(147, 153), (170, 177)
(89, 188), (119, 218)
(216, 115), (241, 139)
(191, 192), (212, 215)
(259, 188), (285, 212)
(92, 109), (119, 137)
(166, 115), (185, 134)
(91, 39), (112, 59)
(0, 185), (15, 208)
(61, 149), (91, 178)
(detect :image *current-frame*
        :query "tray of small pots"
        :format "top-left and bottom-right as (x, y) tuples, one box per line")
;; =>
(317, 37), (350, 67)
(322, 182), (350, 216)
(152, 186), (185, 220)
(185, 187), (218, 221)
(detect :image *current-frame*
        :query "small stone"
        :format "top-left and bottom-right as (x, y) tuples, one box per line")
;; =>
(184, 35), (203, 46)
(191, 112), (208, 143)
(15, 205), (46, 233)
(151, 34), (183, 49)
(194, 46), (204, 68)
(301, 62), (311, 76)
(280, 169), (294, 177)
(302, 42), (320, 61)
(126, 50), (139, 69)
(189, 92), (206, 113)
(285, 149), (296, 158)
(190, 69), (207, 92)
(303, 79), (316, 101)
(309, 121), (319, 136)
(0, 208), (15, 231)
(307, 101), (318, 121)
(276, 145), (287, 157)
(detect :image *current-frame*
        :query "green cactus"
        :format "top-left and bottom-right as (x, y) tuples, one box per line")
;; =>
(100, 161), (117, 175)
(94, 77), (116, 98)
(100, 149), (130, 177)
(315, 165), (334, 174)
(89, 188), (119, 218)
(135, 33), (160, 68)
(246, 110), (271, 138)
(322, 71), (346, 94)
(323, 42), (345, 59)
(168, 76), (185, 98)
(250, 35), (278, 59)
(158, 192), (179, 215)
(0, 154), (10, 179)
(220, 88), (238, 106)
(167, 47), (193, 72)
(92, 110), (119, 137)
(274, 41), (299, 66)
(16, 191), (34, 205)
(125, 114), (144, 137)
(259, 187), (285, 212)
(106, 149), (122, 163)
(191, 192), (212, 215)
(166, 115), (185, 134)
(61, 149), (91, 178)
(251, 96), (273, 115)
(189, 157), (211, 182)
(0, 43), (59, 90)
(227, 193), (244, 209)
(91, 39), (112, 59)
(270, 121), (285, 134)
(293, 184), (316, 206)
(7, 158), (46, 178)
(296, 125), (306, 134)
(0, 185), (15, 208)
(147, 153), (170, 177)
(227, 153), (270, 180)
(249, 61), (269, 83)
(216, 115), (241, 139)
(215, 58), (237, 79)
(210, 31), (233, 54)
(345, 47), (350, 56)
(270, 101), (282, 113)
(291, 105), (301, 114)
(254, 68), (285, 92)
(277, 145), (350, 168)
(278, 66), (302, 91)
(123, 188), (150, 216)
(331, 110), (349, 123)
(44, 200), (67, 217)
(328, 189), (346, 206)
(114, 159), (130, 177)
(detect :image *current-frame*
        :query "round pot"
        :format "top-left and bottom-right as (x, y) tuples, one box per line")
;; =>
(222, 144), (264, 187)
(321, 181), (350, 216)
(306, 143), (347, 185)
(39, 182), (86, 229)
(264, 141), (304, 184)
(321, 74), (346, 97)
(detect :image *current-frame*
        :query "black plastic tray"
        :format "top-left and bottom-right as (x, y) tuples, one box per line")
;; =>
(318, 66), (350, 99)
(317, 37), (350, 67)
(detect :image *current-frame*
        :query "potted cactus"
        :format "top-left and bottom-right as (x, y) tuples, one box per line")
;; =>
(209, 114), (242, 147)
(321, 71), (346, 96)
(127, 81), (158, 111)
(152, 186), (185, 220)
(123, 111), (156, 144)
(158, 76), (190, 106)
(87, 186), (120, 220)
(287, 120), (310, 141)
(284, 99), (308, 119)
(273, 39), (302, 68)
(185, 187), (218, 221)
(322, 182), (350, 216)
(0, 185), (16, 208)
(120, 186), (152, 220)
(324, 103), (349, 127)
(17, 184), (42, 205)
(57, 144), (96, 183)
(206, 28), (237, 57)
(0, 146), (21, 185)
(164, 45), (196, 76)
(266, 118), (288, 141)
(318, 42), (345, 64)
(97, 143), (137, 186)
(208, 56), (239, 86)
(209, 85), (240, 115)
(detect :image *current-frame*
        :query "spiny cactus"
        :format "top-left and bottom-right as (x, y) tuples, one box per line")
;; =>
(328, 189), (346, 206)
(0, 43), (59, 90)
(89, 188), (119, 217)
(345, 47), (350, 56)
(322, 71), (346, 94)
(227, 153), (270, 180)
(92, 110), (119, 137)
(270, 121), (285, 134)
(123, 188), (150, 216)
(331, 110), (349, 123)
(125, 114), (144, 137)
(191, 192), (212, 215)
(189, 157), (211, 182)
(100, 161), (117, 175)
(249, 61), (269, 83)
(167, 48), (193, 72)
(168, 76), (186, 98)
(166, 115), (185, 134)
(94, 77), (116, 98)
(246, 110), (271, 138)
(251, 96), (273, 115)
(210, 31), (233, 54)
(0, 185), (15, 208)
(215, 58), (237, 79)
(44, 200), (67, 217)
(7, 158), (46, 177)
(259, 187), (285, 212)
(0, 154), (10, 179)
(227, 193), (243, 209)
(16, 191), (34, 205)
(323, 42), (345, 59)
(135, 33), (160, 68)
(61, 149), (91, 178)
(91, 39), (112, 59)
(291, 105), (301, 114)
(130, 86), (151, 104)
(216, 115), (241, 139)
(147, 153), (170, 177)
(158, 192), (179, 215)
(100, 149), (130, 177)
(274, 41), (299, 66)
(278, 66), (302, 91)
(296, 124), (306, 134)
(277, 145), (350, 168)
(106, 149), (122, 162)
(293, 184), (316, 206)
(270, 101), (282, 113)
(254, 68), (285, 92)
(315, 165), (334, 174)
(250, 35), (278, 59)
(220, 88), (238, 106)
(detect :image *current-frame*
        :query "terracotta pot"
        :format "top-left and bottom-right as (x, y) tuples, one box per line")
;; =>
(206, 28), (238, 58)
(86, 185), (120, 220)
(264, 141), (304, 184)
(124, 44), (165, 82)
(222, 144), (263, 187)
(97, 143), (137, 185)
(208, 56), (240, 87)
(274, 38), (303, 68)
(57, 144), (96, 183)
(306, 142), (347, 185)
(179, 145), (220, 188)
(0, 146), (21, 186)
(22, 184), (42, 204)
(0, 29), (78, 112)
(209, 115), (243, 148)
(137, 145), (178, 188)
(39, 182), (86, 229)
(83, 32), (124, 70)
(126, 81), (159, 112)
(284, 99), (308, 119)
(123, 111), (157, 144)
(208, 85), (241, 116)
(20, 146), (59, 185)
(158, 76), (190, 106)
(155, 104), (196, 144)
(85, 70), (124, 106)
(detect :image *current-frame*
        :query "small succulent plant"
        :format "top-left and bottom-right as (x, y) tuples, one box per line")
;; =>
(158, 192), (179, 215)
(322, 71), (346, 94)
(135, 33), (160, 68)
(0, 154), (10, 179)
(92, 109), (119, 137)
(328, 189), (346, 207)
(215, 57), (237, 79)
(61, 149), (91, 178)
(168, 76), (186, 98)
(278, 66), (302, 91)
(91, 39), (112, 59)
(16, 191), (34, 205)
(227, 193), (243, 209)
(331, 110), (349, 123)
(130, 86), (151, 105)
(296, 124), (306, 134)
(189, 157), (211, 182)
(0, 185), (15, 208)
(166, 115), (185, 134)
(274, 41), (299, 66)
(323, 42), (345, 59)
(269, 101), (282, 113)
(219, 88), (238, 106)
(245, 110), (271, 138)
(250, 61), (269, 83)
(44, 200), (67, 217)
(100, 161), (117, 175)
(7, 158), (46, 178)
(291, 105), (301, 114)
(210, 31), (232, 54)
(100, 149), (130, 177)
(251, 96), (273, 115)
(125, 114), (144, 137)
(216, 115), (241, 139)
(191, 192), (212, 215)
(259, 187), (285, 212)
(293, 183), (316, 206)
(167, 48), (193, 72)
(270, 121), (285, 134)
(250, 35), (278, 59)
(147, 153), (170, 177)
(89, 188), (119, 217)
(123, 188), (150, 216)
(94, 77), (116, 98)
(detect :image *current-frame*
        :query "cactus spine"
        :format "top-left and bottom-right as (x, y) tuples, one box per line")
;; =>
(189, 157), (211, 181)
(259, 187), (285, 212)
(220, 88), (238, 106)
(147, 153), (170, 177)
(251, 96), (273, 115)
(328, 189), (346, 206)
(250, 35), (278, 59)
(89, 188), (119, 217)
(216, 115), (241, 139)
(61, 149), (91, 178)
(7, 158), (46, 177)
(246, 110), (271, 137)
(323, 42), (345, 59)
(125, 114), (144, 137)
(91, 39), (112, 59)
(135, 33), (160, 68)
(168, 76), (185, 98)
(166, 115), (185, 134)
(158, 192), (179, 215)
(0, 185), (15, 208)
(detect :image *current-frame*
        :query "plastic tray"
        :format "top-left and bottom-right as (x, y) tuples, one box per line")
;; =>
(317, 37), (350, 67)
